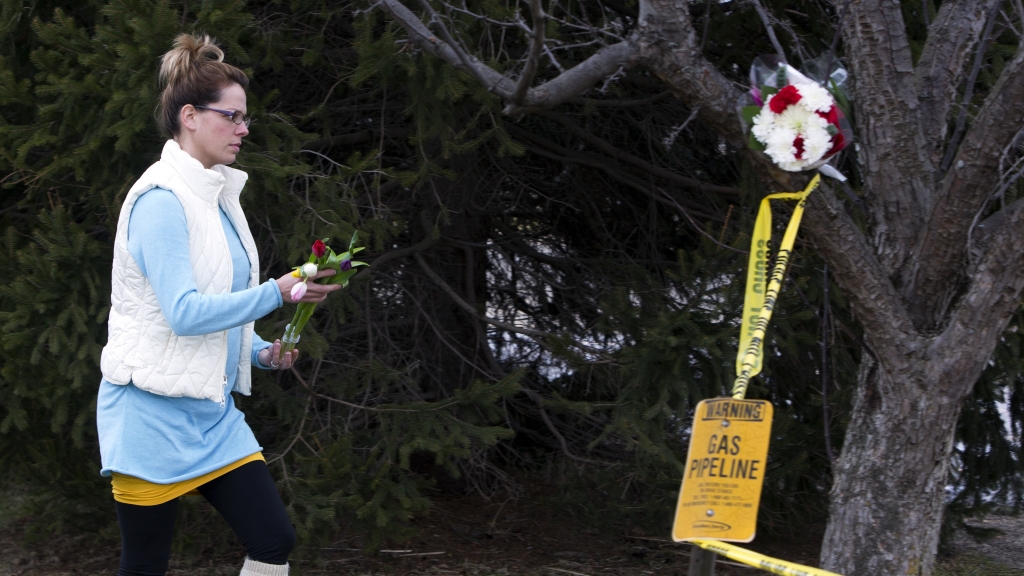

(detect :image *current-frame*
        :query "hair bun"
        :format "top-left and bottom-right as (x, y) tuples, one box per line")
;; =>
(159, 33), (225, 87)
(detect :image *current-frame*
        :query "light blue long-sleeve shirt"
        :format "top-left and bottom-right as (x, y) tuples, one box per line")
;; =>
(97, 188), (283, 483)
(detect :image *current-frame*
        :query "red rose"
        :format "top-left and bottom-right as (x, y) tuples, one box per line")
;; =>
(793, 136), (805, 160)
(769, 85), (802, 114)
(312, 239), (327, 258)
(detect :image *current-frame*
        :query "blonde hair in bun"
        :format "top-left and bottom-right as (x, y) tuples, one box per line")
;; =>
(157, 33), (248, 136)
(159, 34), (225, 87)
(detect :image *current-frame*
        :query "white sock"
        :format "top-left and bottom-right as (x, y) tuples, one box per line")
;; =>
(239, 557), (289, 576)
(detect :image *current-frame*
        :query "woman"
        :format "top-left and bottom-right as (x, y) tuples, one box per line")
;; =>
(97, 34), (337, 576)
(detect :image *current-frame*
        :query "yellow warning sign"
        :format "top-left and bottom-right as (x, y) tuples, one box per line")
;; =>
(672, 398), (774, 543)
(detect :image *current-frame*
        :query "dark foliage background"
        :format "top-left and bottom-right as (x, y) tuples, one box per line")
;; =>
(0, 0), (1019, 562)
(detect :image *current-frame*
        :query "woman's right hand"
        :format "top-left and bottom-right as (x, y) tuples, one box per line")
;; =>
(276, 269), (341, 304)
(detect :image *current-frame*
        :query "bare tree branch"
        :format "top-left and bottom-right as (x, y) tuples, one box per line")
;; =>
(414, 252), (612, 360)
(304, 127), (411, 150)
(840, 0), (916, 122)
(801, 181), (921, 369)
(937, 0), (1002, 175)
(507, 125), (745, 255)
(839, 0), (934, 277)
(916, 0), (1002, 174)
(752, 3), (810, 62)
(292, 366), (461, 413)
(506, 124), (722, 220)
(1016, 0), (1024, 43)
(414, 0), (498, 91)
(524, 388), (614, 466)
(490, 221), (581, 274)
(512, 0), (546, 107)
(534, 110), (744, 197)
(364, 234), (438, 277)
(634, 0), (744, 144)
(747, 0), (787, 63)
(510, 42), (636, 112)
(378, 0), (513, 94)
(376, 0), (635, 112)
(333, 318), (416, 340)
(904, 47), (1024, 328)
(570, 90), (672, 108)
(933, 197), (1024, 399)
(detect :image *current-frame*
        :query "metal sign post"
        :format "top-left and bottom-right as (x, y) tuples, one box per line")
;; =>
(688, 545), (717, 576)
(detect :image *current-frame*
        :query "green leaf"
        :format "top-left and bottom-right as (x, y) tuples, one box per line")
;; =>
(748, 131), (767, 151)
(324, 269), (359, 286)
(829, 79), (852, 118)
(741, 105), (762, 125)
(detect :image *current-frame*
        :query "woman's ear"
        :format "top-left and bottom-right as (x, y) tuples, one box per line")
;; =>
(179, 104), (198, 132)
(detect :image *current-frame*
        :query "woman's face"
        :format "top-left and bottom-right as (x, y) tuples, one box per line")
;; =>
(179, 83), (249, 169)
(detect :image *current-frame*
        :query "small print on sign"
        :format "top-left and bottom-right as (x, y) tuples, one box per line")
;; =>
(672, 398), (773, 543)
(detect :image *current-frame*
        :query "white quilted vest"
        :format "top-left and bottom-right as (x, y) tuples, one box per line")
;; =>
(100, 140), (261, 403)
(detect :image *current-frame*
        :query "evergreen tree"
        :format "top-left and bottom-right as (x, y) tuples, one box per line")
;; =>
(0, 0), (522, 553)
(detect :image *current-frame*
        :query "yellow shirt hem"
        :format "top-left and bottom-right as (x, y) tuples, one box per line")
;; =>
(111, 452), (265, 506)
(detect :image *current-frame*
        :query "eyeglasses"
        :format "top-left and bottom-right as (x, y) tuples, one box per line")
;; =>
(193, 106), (251, 128)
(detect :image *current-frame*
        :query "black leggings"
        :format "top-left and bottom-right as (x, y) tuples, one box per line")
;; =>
(114, 461), (296, 576)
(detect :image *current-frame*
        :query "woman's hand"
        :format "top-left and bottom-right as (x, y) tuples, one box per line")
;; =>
(258, 339), (299, 370)
(276, 268), (341, 304)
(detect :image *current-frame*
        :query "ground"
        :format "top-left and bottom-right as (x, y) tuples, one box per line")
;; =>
(1, 482), (1022, 576)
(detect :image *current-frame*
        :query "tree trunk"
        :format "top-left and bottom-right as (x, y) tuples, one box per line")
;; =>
(820, 354), (963, 576)
(804, 186), (1024, 576)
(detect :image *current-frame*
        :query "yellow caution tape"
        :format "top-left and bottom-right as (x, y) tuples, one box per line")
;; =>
(688, 175), (834, 575)
(690, 538), (841, 576)
(733, 174), (820, 400)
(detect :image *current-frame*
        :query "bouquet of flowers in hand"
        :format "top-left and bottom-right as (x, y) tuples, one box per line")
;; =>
(279, 232), (367, 357)
(739, 55), (853, 173)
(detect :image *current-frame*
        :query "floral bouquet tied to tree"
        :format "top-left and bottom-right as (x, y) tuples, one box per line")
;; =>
(740, 55), (853, 174)
(279, 232), (366, 358)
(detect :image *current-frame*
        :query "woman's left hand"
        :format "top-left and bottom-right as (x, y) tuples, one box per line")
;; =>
(258, 339), (299, 370)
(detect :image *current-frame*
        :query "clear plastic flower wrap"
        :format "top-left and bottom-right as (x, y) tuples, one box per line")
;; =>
(738, 55), (853, 173)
